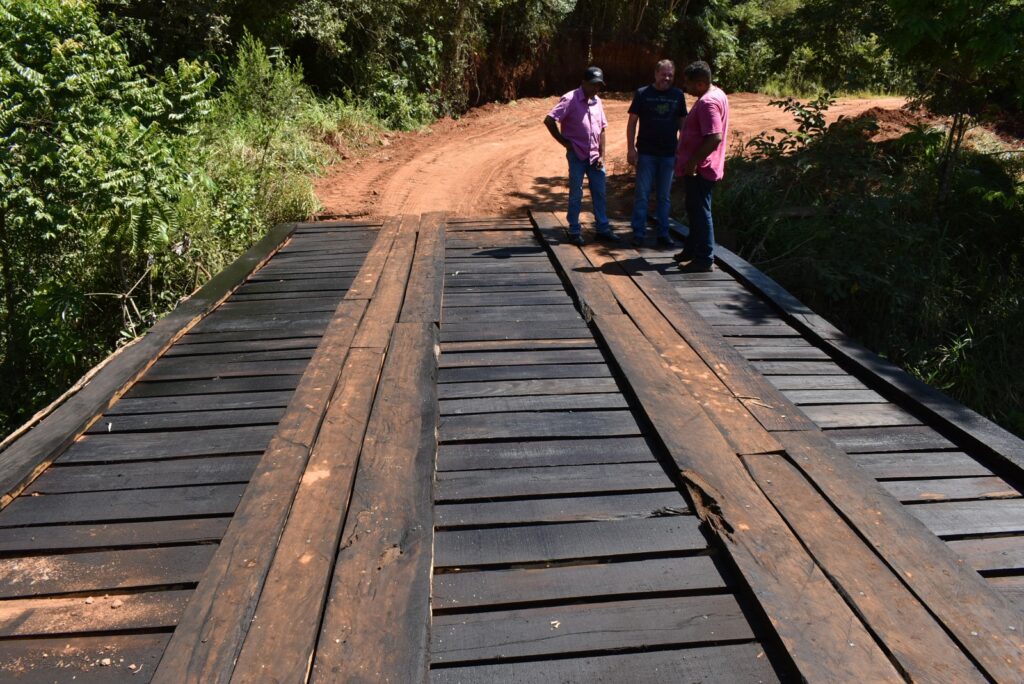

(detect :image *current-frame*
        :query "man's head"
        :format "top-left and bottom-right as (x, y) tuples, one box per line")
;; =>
(581, 66), (605, 99)
(653, 59), (675, 91)
(682, 60), (712, 97)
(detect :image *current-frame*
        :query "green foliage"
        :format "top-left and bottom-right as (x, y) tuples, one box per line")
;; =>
(714, 98), (1024, 437)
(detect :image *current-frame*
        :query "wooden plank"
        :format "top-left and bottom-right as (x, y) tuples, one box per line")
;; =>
(434, 516), (704, 567)
(588, 313), (902, 681)
(437, 377), (619, 399)
(0, 518), (229, 554)
(439, 410), (639, 442)
(0, 546), (216, 598)
(25, 454), (259, 494)
(440, 322), (590, 342)
(60, 425), (276, 464)
(439, 349), (603, 368)
(351, 215), (419, 348)
(234, 278), (351, 295)
(532, 212), (621, 318)
(429, 642), (780, 684)
(782, 388), (886, 405)
(910, 499), (1024, 537)
(767, 374), (869, 390)
(431, 594), (753, 663)
(437, 436), (655, 471)
(344, 215), (402, 300)
(800, 403), (922, 428)
(85, 407), (285, 434)
(187, 312), (332, 335)
(142, 358), (310, 381)
(230, 348), (386, 682)
(310, 323), (438, 684)
(848, 451), (992, 480)
(881, 476), (1019, 503)
(435, 491), (688, 528)
(106, 391), (294, 415)
(433, 555), (725, 609)
(442, 305), (581, 324)
(440, 392), (627, 415)
(436, 462), (671, 501)
(0, 590), (190, 636)
(214, 297), (340, 314)
(949, 536), (1024, 573)
(441, 337), (597, 351)
(400, 211), (447, 324)
(151, 296), (369, 684)
(743, 452), (985, 682)
(438, 363), (612, 383)
(826, 426), (956, 453)
(126, 374), (302, 398)
(753, 360), (847, 375)
(163, 338), (319, 356)
(989, 576), (1024, 612)
(442, 292), (569, 307)
(0, 222), (298, 508)
(736, 345), (830, 360)
(0, 634), (170, 683)
(0, 484), (245, 527)
(777, 429), (1024, 681)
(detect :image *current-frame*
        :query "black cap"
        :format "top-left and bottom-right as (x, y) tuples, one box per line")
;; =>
(583, 66), (606, 85)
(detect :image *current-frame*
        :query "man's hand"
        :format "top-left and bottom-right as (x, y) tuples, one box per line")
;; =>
(595, 157), (604, 170)
(680, 158), (699, 176)
(627, 148), (637, 166)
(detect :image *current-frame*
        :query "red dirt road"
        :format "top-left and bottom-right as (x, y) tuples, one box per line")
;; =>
(315, 93), (905, 219)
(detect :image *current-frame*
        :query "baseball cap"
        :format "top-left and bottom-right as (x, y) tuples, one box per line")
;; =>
(583, 66), (606, 85)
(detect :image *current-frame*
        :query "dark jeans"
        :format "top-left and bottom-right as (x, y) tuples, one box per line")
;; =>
(684, 175), (717, 265)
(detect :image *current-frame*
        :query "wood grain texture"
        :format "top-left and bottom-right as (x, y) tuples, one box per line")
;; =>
(400, 211), (447, 324)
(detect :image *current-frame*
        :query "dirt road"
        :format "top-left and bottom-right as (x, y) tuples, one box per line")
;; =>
(315, 93), (905, 219)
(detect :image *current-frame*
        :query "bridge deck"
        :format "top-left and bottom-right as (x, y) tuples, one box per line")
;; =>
(0, 213), (1020, 682)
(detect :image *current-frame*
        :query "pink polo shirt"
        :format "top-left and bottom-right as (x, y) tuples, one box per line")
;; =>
(548, 88), (607, 164)
(677, 85), (729, 181)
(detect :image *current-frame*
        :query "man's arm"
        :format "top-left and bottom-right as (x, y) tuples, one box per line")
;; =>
(626, 113), (639, 166)
(598, 128), (606, 168)
(544, 115), (571, 150)
(679, 133), (723, 176)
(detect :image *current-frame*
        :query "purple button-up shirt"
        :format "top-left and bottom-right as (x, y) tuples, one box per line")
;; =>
(548, 88), (607, 164)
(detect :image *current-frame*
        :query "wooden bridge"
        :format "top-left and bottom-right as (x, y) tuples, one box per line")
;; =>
(0, 212), (1021, 682)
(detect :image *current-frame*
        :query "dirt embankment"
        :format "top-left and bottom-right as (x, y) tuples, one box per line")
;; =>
(315, 93), (907, 220)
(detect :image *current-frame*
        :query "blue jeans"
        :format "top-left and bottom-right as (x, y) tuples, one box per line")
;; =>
(631, 154), (675, 238)
(566, 152), (611, 235)
(684, 174), (717, 265)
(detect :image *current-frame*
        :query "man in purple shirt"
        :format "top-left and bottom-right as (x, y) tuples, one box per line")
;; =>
(674, 60), (730, 273)
(544, 66), (620, 245)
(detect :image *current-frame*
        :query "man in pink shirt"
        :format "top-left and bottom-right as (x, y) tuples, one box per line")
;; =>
(674, 60), (730, 272)
(544, 66), (620, 245)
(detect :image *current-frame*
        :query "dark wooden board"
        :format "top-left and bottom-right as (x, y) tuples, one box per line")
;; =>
(989, 576), (1024, 613)
(436, 462), (671, 501)
(435, 491), (688, 528)
(736, 346), (830, 360)
(106, 390), (294, 415)
(442, 292), (570, 307)
(440, 323), (590, 343)
(910, 499), (1024, 537)
(0, 633), (171, 683)
(177, 326), (327, 343)
(142, 358), (310, 382)
(85, 407), (285, 434)
(782, 388), (886, 405)
(440, 392), (628, 415)
(433, 554), (725, 610)
(0, 590), (190, 636)
(400, 211), (447, 324)
(766, 374), (869, 390)
(187, 312), (332, 335)
(442, 306), (582, 324)
(429, 642), (779, 684)
(234, 278), (351, 295)
(60, 425), (276, 464)
(437, 436), (655, 471)
(437, 377), (620, 400)
(25, 454), (260, 494)
(0, 518), (229, 554)
(126, 374), (302, 398)
(440, 409), (639, 442)
(800, 403), (922, 428)
(0, 484), (245, 527)
(431, 594), (753, 663)
(0, 545), (216, 598)
(881, 476), (1019, 503)
(438, 363), (612, 384)
(214, 297), (341, 314)
(434, 516), (704, 567)
(163, 337), (319, 357)
(439, 349), (603, 368)
(949, 536), (1024, 573)
(825, 426), (956, 453)
(848, 451), (992, 480)
(350, 216), (419, 348)
(441, 338), (597, 352)
(753, 361), (848, 375)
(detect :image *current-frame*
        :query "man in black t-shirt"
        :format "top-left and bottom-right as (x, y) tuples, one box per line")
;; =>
(626, 59), (688, 248)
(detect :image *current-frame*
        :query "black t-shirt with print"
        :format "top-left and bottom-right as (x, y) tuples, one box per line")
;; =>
(629, 85), (688, 157)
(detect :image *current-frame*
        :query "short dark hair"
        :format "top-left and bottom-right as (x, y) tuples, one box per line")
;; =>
(683, 60), (712, 83)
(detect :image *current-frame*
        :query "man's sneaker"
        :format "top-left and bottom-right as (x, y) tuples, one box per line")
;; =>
(656, 235), (677, 249)
(678, 260), (714, 273)
(672, 249), (694, 263)
(567, 234), (585, 246)
(595, 231), (621, 243)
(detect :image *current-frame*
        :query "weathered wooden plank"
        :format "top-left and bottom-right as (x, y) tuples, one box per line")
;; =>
(60, 425), (276, 464)
(234, 278), (351, 295)
(910, 499), (1024, 537)
(949, 536), (1024, 573)
(0, 518), (229, 554)
(800, 403), (922, 428)
(0, 484), (245, 527)
(437, 436), (655, 471)
(126, 374), (302, 398)
(434, 516), (704, 567)
(753, 360), (848, 375)
(433, 554), (725, 610)
(441, 337), (597, 352)
(440, 392), (627, 415)
(0, 634), (170, 683)
(431, 594), (753, 663)
(107, 391), (294, 415)
(438, 363), (612, 383)
(0, 546), (216, 598)
(848, 451), (992, 480)
(881, 476), (1019, 503)
(532, 212), (621, 318)
(435, 491), (688, 528)
(400, 211), (447, 324)
(743, 452), (986, 682)
(767, 374), (869, 390)
(344, 215), (402, 300)
(429, 642), (780, 684)
(782, 388), (886, 405)
(437, 377), (619, 399)
(213, 297), (340, 314)
(25, 454), (259, 494)
(442, 306), (582, 324)
(311, 323), (438, 684)
(351, 215), (419, 348)
(588, 313), (902, 681)
(777, 430), (1024, 681)
(436, 462), (671, 501)
(439, 410), (639, 442)
(735, 345), (830, 360)
(0, 221), (297, 508)
(439, 349), (603, 368)
(142, 358), (310, 381)
(989, 576), (1024, 612)
(163, 338), (319, 357)
(187, 312), (332, 335)
(442, 292), (570, 307)
(440, 322), (590, 342)
(826, 426), (956, 453)
(230, 348), (386, 683)
(86, 407), (285, 434)
(0, 590), (190, 636)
